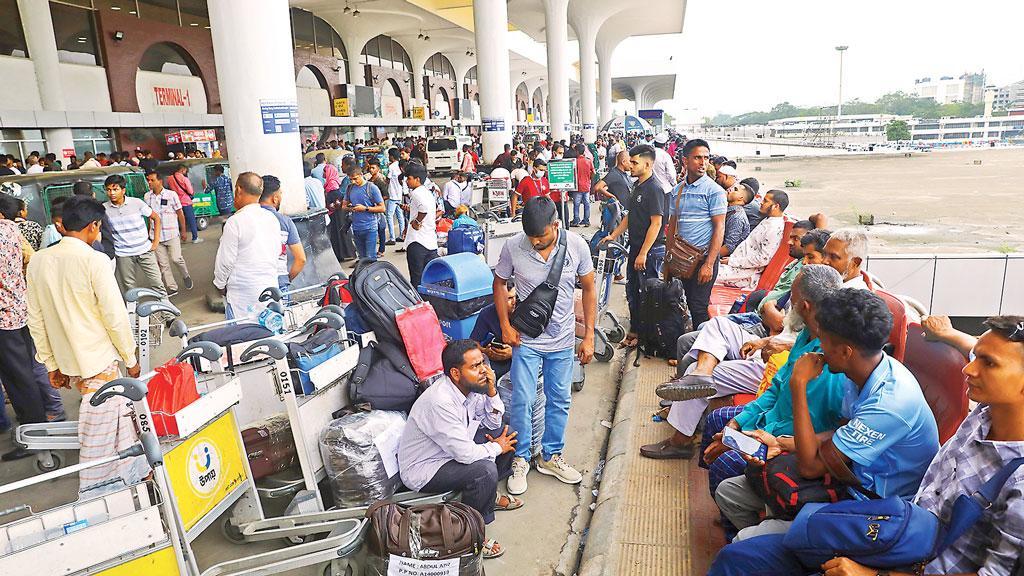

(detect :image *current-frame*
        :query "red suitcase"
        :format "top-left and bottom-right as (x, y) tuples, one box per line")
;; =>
(241, 415), (299, 480)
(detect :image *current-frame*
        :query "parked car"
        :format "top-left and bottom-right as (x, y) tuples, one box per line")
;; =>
(426, 135), (474, 174)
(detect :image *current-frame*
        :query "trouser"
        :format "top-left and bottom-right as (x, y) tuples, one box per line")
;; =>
(625, 244), (666, 333)
(699, 405), (748, 498)
(571, 192), (591, 224)
(181, 204), (199, 241)
(421, 425), (514, 524)
(353, 228), (378, 261)
(666, 357), (764, 436)
(154, 236), (189, 292)
(443, 200), (457, 218)
(0, 327), (48, 427)
(406, 242), (438, 290)
(687, 315), (762, 365)
(708, 534), (814, 576)
(327, 213), (356, 263)
(716, 263), (761, 290)
(377, 214), (387, 254)
(675, 330), (700, 377)
(555, 199), (571, 224)
(679, 258), (719, 328)
(114, 251), (166, 296)
(385, 200), (406, 240)
(509, 344), (573, 460)
(715, 475), (793, 540)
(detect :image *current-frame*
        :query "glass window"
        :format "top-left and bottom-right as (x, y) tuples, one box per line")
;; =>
(50, 2), (101, 66)
(137, 0), (180, 26)
(1, 0), (29, 57)
(291, 8), (315, 52)
(178, 0), (206, 28)
(362, 36), (379, 66)
(313, 16), (333, 56)
(330, 29), (347, 60)
(94, 0), (138, 16)
(466, 66), (477, 84)
(139, 42), (195, 75)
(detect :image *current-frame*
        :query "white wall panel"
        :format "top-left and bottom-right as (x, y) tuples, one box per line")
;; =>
(0, 56), (42, 110)
(59, 64), (111, 112)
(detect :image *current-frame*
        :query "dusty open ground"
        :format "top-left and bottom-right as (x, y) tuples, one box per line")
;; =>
(740, 147), (1023, 254)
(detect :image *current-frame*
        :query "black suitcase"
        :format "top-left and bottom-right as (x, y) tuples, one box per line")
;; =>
(349, 259), (422, 344)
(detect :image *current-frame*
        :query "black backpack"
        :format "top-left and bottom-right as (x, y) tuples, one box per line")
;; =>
(636, 276), (692, 360)
(348, 340), (420, 412)
(348, 259), (422, 344)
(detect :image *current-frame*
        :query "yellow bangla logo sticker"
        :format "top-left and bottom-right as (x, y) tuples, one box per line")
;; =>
(188, 439), (222, 496)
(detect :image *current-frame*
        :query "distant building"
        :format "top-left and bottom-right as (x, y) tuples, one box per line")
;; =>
(992, 80), (1024, 111)
(912, 72), (986, 105)
(766, 114), (1024, 144)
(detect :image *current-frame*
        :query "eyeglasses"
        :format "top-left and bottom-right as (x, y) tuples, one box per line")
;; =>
(1009, 321), (1024, 342)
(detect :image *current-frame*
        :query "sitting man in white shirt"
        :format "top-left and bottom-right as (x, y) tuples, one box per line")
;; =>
(398, 339), (522, 560)
(715, 190), (790, 289)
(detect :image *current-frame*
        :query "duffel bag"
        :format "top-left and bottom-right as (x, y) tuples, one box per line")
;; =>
(365, 500), (484, 574)
(287, 327), (343, 394)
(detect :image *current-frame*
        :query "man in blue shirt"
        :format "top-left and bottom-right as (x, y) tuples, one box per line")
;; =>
(209, 164), (234, 215)
(667, 139), (727, 327)
(342, 165), (385, 261)
(259, 176), (306, 292)
(470, 280), (516, 378)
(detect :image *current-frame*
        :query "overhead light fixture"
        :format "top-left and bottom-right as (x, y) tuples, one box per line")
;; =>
(129, 10), (136, 15)
(423, 34), (430, 41)
(418, 32), (424, 39)
(343, 3), (351, 13)
(110, 5), (121, 10)
(189, 22), (198, 26)
(353, 9), (360, 17)
(113, 30), (125, 42)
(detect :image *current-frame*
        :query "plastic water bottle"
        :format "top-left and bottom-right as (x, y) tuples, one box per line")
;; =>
(257, 307), (285, 333)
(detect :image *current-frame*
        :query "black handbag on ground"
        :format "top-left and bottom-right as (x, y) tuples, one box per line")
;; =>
(510, 229), (567, 338)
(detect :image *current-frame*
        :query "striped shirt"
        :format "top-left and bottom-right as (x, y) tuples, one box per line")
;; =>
(668, 174), (727, 248)
(144, 189), (182, 241)
(104, 197), (153, 257)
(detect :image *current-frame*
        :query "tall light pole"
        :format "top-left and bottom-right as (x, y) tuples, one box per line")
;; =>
(834, 45), (848, 144)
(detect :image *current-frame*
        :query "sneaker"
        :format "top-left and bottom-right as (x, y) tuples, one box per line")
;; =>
(167, 290), (179, 298)
(1, 447), (33, 461)
(655, 374), (717, 401)
(507, 456), (529, 495)
(386, 240), (395, 246)
(192, 238), (204, 244)
(535, 454), (583, 485)
(395, 236), (404, 243)
(183, 276), (194, 290)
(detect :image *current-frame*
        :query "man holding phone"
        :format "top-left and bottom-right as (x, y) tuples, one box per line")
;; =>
(471, 280), (517, 379)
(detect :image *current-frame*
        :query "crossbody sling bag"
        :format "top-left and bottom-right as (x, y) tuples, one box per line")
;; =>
(510, 229), (567, 338)
(663, 183), (706, 280)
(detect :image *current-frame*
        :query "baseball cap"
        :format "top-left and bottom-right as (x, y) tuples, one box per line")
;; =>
(718, 164), (738, 177)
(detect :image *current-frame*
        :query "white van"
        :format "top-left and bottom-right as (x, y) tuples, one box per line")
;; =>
(426, 135), (474, 174)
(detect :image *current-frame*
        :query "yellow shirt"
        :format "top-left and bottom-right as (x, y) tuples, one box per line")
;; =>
(26, 237), (137, 377)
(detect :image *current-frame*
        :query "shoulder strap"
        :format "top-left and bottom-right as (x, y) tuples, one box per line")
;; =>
(940, 457), (1024, 553)
(544, 229), (568, 286)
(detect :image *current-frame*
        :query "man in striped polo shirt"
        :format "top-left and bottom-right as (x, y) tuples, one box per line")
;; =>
(102, 174), (165, 297)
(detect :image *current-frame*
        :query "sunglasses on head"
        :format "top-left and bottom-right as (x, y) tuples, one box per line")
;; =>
(1009, 321), (1024, 342)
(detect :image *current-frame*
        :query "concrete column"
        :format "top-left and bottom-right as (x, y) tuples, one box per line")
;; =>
(578, 27), (598, 142)
(543, 0), (570, 142)
(472, 0), (512, 163)
(209, 0), (305, 214)
(18, 0), (75, 158)
(345, 35), (366, 86)
(598, 45), (614, 126)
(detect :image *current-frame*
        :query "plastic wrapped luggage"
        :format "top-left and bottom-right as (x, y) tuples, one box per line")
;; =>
(241, 415), (298, 480)
(498, 372), (544, 457)
(319, 411), (406, 509)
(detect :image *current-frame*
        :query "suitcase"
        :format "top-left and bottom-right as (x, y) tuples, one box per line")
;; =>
(241, 415), (298, 480)
(447, 227), (484, 255)
(349, 259), (422, 344)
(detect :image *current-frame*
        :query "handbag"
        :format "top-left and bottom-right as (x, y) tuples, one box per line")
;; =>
(148, 359), (200, 436)
(745, 451), (852, 521)
(365, 501), (485, 560)
(394, 303), (446, 381)
(510, 228), (567, 338)
(664, 184), (707, 280)
(784, 457), (1024, 571)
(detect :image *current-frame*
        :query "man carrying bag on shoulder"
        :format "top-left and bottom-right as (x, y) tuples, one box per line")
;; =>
(493, 197), (597, 497)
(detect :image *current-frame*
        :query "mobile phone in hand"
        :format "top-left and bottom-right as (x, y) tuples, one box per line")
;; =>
(722, 427), (768, 461)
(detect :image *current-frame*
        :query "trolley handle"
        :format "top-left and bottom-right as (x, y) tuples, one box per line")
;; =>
(327, 272), (347, 283)
(0, 504), (30, 519)
(259, 286), (283, 303)
(136, 300), (181, 319)
(240, 338), (289, 362)
(124, 287), (164, 303)
(176, 341), (224, 363)
(319, 304), (344, 317)
(90, 377), (149, 406)
(297, 312), (343, 337)
(168, 318), (189, 338)
(266, 300), (285, 315)
(602, 240), (627, 254)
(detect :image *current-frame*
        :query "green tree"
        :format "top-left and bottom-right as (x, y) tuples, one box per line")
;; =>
(885, 119), (911, 142)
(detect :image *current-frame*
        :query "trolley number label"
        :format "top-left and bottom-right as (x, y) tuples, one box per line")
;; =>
(387, 556), (458, 576)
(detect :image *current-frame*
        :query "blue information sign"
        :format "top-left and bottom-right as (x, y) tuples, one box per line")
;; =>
(260, 100), (300, 135)
(482, 117), (506, 132)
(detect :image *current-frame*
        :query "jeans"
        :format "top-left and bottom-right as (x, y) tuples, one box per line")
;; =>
(406, 242), (438, 289)
(181, 204), (199, 241)
(571, 192), (591, 224)
(680, 258), (719, 328)
(708, 534), (813, 576)
(353, 227), (378, 260)
(625, 244), (666, 333)
(509, 344), (574, 460)
(385, 200), (406, 241)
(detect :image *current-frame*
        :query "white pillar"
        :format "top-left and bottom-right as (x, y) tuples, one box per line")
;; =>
(598, 45), (614, 126)
(18, 0), (75, 159)
(543, 0), (570, 142)
(209, 0), (305, 214)
(578, 26), (598, 142)
(473, 0), (513, 163)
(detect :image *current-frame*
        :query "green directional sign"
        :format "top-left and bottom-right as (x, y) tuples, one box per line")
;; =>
(547, 159), (577, 191)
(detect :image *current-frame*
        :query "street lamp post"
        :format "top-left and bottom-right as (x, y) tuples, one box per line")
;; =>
(835, 45), (848, 143)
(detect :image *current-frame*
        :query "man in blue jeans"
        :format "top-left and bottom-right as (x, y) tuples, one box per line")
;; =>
(493, 197), (596, 495)
(342, 165), (385, 260)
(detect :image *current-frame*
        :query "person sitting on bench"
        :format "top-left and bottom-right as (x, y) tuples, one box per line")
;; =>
(398, 339), (522, 559)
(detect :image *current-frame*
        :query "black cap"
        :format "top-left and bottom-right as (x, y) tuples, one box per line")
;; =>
(739, 177), (760, 195)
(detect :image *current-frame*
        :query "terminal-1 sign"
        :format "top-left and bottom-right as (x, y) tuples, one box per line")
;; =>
(153, 86), (192, 107)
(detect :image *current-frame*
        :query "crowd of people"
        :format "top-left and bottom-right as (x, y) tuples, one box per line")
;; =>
(1, 126), (1021, 574)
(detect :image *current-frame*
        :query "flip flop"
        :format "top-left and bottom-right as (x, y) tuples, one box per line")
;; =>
(619, 335), (638, 349)
(495, 493), (524, 511)
(482, 538), (505, 559)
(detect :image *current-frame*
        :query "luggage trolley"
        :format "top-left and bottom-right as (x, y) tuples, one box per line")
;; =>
(588, 239), (628, 363)
(256, 275), (346, 332)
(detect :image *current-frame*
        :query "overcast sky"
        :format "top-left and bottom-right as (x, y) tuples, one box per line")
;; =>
(610, 0), (1024, 119)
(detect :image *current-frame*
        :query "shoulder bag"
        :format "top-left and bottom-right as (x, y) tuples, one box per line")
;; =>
(510, 229), (568, 338)
(365, 500), (485, 560)
(663, 183), (706, 280)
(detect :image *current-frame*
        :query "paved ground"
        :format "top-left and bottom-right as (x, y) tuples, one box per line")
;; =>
(0, 208), (621, 576)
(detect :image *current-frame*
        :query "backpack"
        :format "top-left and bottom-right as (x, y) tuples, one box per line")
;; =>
(348, 340), (420, 412)
(636, 277), (692, 359)
(745, 452), (851, 521)
(322, 277), (352, 306)
(348, 259), (422, 344)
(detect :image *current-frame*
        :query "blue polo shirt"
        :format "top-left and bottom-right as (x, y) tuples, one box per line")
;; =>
(668, 174), (727, 248)
(832, 352), (939, 500)
(345, 182), (384, 232)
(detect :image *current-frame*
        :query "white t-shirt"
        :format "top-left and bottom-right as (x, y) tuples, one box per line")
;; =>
(26, 164), (44, 174)
(405, 185), (439, 251)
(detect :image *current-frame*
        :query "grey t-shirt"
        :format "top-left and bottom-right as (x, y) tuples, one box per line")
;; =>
(495, 229), (594, 352)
